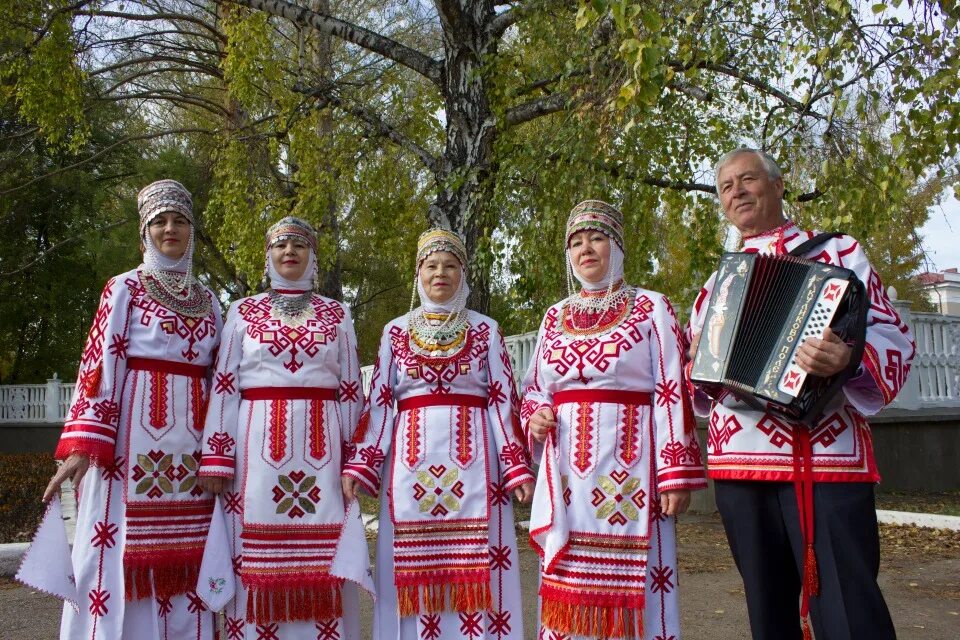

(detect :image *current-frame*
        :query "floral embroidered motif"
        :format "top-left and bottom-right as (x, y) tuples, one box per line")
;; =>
(207, 577), (226, 594)
(131, 450), (201, 497)
(590, 471), (645, 526)
(412, 464), (464, 516)
(272, 470), (320, 519)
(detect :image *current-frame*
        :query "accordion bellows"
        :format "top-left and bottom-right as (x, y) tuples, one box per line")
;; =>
(691, 252), (868, 424)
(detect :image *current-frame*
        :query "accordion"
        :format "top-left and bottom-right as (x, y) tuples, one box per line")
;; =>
(690, 245), (868, 424)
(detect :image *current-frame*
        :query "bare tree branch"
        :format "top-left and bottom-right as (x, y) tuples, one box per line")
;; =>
(82, 9), (227, 43)
(226, 0), (443, 85)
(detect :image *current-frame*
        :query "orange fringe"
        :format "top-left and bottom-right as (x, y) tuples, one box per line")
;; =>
(83, 365), (102, 398)
(124, 561), (201, 601)
(541, 598), (644, 640)
(246, 583), (343, 624)
(397, 580), (492, 617)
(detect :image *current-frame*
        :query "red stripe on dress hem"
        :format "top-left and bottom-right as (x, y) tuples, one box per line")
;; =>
(553, 389), (652, 407)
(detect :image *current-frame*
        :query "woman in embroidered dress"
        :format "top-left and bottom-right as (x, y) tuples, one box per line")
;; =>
(522, 200), (707, 640)
(341, 228), (535, 640)
(42, 179), (223, 639)
(197, 217), (369, 640)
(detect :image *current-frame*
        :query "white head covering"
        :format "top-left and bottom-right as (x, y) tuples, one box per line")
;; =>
(568, 242), (625, 292)
(410, 228), (470, 315)
(138, 179), (195, 275)
(264, 217), (318, 292)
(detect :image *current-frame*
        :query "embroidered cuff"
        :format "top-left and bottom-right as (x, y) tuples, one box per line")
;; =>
(54, 437), (114, 466)
(503, 467), (535, 492)
(342, 466), (380, 497)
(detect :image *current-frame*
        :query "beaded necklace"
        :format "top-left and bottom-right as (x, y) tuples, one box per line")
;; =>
(268, 289), (316, 327)
(408, 309), (470, 361)
(139, 270), (211, 318)
(560, 282), (634, 339)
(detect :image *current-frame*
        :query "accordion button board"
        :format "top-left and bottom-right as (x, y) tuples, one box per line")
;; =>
(690, 251), (868, 424)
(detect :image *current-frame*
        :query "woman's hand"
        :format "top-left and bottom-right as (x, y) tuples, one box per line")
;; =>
(513, 481), (534, 504)
(660, 489), (691, 516)
(528, 407), (557, 443)
(198, 476), (226, 495)
(342, 475), (361, 503)
(43, 453), (90, 503)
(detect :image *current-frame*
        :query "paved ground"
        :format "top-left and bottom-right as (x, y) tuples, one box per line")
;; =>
(2, 514), (958, 639)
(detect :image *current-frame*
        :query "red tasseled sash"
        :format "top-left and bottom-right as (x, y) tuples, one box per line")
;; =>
(123, 498), (214, 600)
(240, 523), (345, 624)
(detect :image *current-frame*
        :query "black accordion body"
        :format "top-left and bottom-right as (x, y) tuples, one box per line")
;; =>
(690, 241), (868, 425)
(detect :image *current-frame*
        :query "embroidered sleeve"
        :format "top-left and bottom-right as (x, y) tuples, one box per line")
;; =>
(337, 305), (364, 446)
(519, 310), (554, 456)
(685, 272), (719, 417)
(486, 324), (535, 491)
(649, 294), (707, 493)
(199, 303), (243, 478)
(342, 324), (396, 496)
(56, 276), (133, 465)
(840, 243), (916, 415)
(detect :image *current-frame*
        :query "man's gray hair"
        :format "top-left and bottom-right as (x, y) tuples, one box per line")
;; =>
(713, 147), (782, 193)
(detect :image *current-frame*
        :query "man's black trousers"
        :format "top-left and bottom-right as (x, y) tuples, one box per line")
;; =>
(714, 480), (896, 640)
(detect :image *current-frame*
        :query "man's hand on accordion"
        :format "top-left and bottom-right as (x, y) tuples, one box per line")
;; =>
(795, 327), (852, 377)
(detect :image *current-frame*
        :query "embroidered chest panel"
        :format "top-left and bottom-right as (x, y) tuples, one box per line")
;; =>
(390, 321), (491, 393)
(125, 276), (218, 362)
(541, 294), (654, 384)
(238, 295), (344, 373)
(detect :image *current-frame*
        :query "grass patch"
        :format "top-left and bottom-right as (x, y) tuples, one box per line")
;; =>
(0, 453), (56, 543)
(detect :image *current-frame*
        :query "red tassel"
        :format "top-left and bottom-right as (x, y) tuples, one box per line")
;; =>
(396, 580), (492, 616)
(124, 559), (202, 601)
(540, 597), (644, 640)
(804, 543), (819, 597)
(245, 582), (343, 624)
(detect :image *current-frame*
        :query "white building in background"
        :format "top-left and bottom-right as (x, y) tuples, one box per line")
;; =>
(918, 268), (960, 316)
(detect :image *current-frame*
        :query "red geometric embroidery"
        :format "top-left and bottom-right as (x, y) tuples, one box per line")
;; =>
(223, 491), (242, 514)
(191, 377), (205, 431)
(238, 295), (343, 373)
(268, 400), (287, 462)
(488, 379), (507, 405)
(489, 545), (512, 570)
(460, 611), (483, 638)
(108, 334), (129, 359)
(708, 413), (742, 454)
(454, 405), (473, 466)
(420, 614), (442, 639)
(69, 397), (90, 421)
(91, 521), (118, 548)
(215, 372), (236, 395)
(88, 588), (110, 617)
(207, 431), (235, 456)
(309, 399), (326, 460)
(573, 402), (594, 474)
(156, 595), (172, 617)
(756, 414), (793, 449)
(79, 280), (114, 371)
(618, 404), (640, 466)
(389, 322), (491, 393)
(499, 442), (527, 468)
(655, 380), (680, 407)
(660, 441), (687, 467)
(149, 371), (168, 428)
(100, 456), (124, 481)
(315, 620), (340, 640)
(255, 624), (280, 640)
(649, 565), (674, 593)
(405, 407), (422, 469)
(186, 590), (207, 613)
(810, 413), (847, 449)
(92, 400), (120, 426)
(488, 609), (512, 635)
(489, 480), (509, 506)
(338, 380), (359, 403)
(129, 277), (216, 362)
(225, 617), (244, 640)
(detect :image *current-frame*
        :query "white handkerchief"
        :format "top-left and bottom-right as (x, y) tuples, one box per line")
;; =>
(197, 497), (235, 611)
(529, 434), (569, 572)
(330, 499), (376, 600)
(15, 495), (79, 611)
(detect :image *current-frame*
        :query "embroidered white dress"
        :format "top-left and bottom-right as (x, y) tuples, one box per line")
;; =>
(685, 223), (916, 482)
(56, 268), (222, 640)
(522, 287), (706, 640)
(198, 292), (365, 640)
(342, 310), (534, 640)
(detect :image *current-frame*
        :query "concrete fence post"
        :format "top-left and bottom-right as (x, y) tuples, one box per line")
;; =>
(44, 373), (61, 422)
(889, 292), (921, 410)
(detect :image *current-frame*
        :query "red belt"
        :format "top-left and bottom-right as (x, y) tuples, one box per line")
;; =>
(241, 387), (337, 401)
(127, 357), (207, 378)
(396, 394), (487, 412)
(553, 389), (652, 406)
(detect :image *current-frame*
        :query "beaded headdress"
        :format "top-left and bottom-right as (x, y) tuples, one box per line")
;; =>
(265, 216), (318, 252)
(137, 179), (194, 234)
(565, 199), (624, 250)
(416, 228), (468, 269)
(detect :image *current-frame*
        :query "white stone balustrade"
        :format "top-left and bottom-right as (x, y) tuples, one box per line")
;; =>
(3, 302), (959, 423)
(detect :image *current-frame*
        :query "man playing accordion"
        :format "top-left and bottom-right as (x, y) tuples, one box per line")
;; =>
(686, 148), (915, 640)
